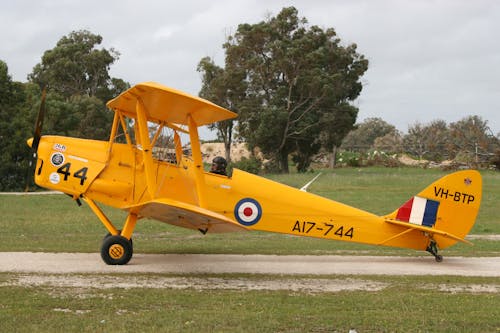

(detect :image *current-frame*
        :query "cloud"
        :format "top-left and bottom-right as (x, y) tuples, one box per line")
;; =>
(1, 0), (499, 134)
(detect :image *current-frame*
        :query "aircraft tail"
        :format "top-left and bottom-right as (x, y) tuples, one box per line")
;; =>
(384, 170), (482, 250)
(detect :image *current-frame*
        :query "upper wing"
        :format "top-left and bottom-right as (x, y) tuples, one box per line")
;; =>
(106, 82), (237, 126)
(127, 197), (247, 233)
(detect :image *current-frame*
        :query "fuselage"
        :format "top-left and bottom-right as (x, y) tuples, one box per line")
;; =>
(32, 135), (430, 251)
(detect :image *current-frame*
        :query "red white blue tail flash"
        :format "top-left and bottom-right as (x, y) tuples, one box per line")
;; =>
(396, 196), (439, 227)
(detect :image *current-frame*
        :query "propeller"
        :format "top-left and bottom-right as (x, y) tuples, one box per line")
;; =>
(25, 88), (46, 191)
(31, 88), (47, 152)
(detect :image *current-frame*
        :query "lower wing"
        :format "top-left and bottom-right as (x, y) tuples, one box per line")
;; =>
(127, 198), (247, 233)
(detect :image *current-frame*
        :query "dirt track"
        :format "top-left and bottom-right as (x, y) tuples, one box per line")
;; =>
(1, 252), (499, 277)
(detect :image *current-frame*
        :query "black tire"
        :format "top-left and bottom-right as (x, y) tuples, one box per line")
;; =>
(101, 235), (133, 265)
(103, 230), (133, 250)
(435, 255), (443, 263)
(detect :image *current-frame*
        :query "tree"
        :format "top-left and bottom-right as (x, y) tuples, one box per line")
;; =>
(448, 115), (498, 165)
(403, 120), (450, 161)
(29, 30), (120, 99)
(1, 31), (128, 191)
(203, 7), (368, 172)
(374, 132), (403, 154)
(319, 103), (359, 168)
(28, 30), (129, 141)
(341, 117), (397, 152)
(0, 61), (32, 191)
(197, 57), (246, 162)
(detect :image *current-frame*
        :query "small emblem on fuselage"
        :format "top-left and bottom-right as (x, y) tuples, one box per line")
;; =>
(53, 143), (66, 152)
(50, 152), (65, 167)
(49, 172), (60, 184)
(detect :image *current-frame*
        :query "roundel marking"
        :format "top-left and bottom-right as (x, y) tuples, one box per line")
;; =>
(234, 198), (262, 226)
(51, 152), (65, 167)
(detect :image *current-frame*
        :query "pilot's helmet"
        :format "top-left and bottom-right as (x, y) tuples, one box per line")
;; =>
(211, 156), (227, 174)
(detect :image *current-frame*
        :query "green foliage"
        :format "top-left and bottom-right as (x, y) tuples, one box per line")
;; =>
(197, 57), (246, 162)
(320, 103), (360, 155)
(230, 156), (262, 175)
(75, 95), (114, 139)
(0, 31), (129, 191)
(200, 7), (368, 173)
(344, 116), (499, 168)
(365, 150), (401, 167)
(336, 151), (362, 167)
(27, 30), (129, 141)
(0, 61), (33, 191)
(334, 150), (401, 168)
(341, 117), (398, 152)
(28, 30), (121, 98)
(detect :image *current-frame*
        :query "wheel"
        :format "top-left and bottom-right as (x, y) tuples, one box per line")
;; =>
(101, 235), (133, 265)
(435, 255), (443, 263)
(103, 230), (133, 250)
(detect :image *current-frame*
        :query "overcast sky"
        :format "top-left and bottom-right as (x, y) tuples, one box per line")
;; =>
(2, 0), (499, 136)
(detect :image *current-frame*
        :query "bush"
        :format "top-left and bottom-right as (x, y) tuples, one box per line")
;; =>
(230, 156), (262, 175)
(336, 151), (362, 167)
(489, 149), (500, 170)
(365, 150), (401, 167)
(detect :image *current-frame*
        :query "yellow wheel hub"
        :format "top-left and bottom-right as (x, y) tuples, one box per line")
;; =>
(109, 244), (125, 259)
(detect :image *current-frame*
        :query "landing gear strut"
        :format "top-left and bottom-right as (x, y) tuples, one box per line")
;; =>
(82, 197), (138, 265)
(426, 239), (443, 262)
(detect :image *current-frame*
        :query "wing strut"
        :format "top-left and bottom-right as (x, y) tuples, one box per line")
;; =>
(188, 114), (207, 208)
(135, 98), (156, 199)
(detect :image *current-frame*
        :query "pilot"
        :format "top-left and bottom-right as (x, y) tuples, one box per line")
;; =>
(210, 156), (227, 176)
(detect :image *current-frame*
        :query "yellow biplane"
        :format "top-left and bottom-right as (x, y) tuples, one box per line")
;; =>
(27, 82), (482, 265)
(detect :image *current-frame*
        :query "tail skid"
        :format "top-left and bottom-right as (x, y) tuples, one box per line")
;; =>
(384, 170), (482, 261)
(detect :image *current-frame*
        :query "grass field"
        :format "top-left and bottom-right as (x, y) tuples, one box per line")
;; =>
(0, 273), (499, 332)
(0, 167), (499, 332)
(0, 167), (498, 256)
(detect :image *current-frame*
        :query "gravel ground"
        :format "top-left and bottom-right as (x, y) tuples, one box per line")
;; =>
(1, 253), (498, 292)
(0, 252), (499, 276)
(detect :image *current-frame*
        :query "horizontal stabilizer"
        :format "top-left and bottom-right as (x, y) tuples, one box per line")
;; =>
(127, 198), (247, 233)
(384, 218), (473, 245)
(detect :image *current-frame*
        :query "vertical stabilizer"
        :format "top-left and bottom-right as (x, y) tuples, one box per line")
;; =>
(385, 170), (482, 249)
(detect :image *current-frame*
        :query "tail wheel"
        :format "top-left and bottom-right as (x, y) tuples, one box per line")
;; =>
(101, 235), (133, 265)
(426, 239), (443, 263)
